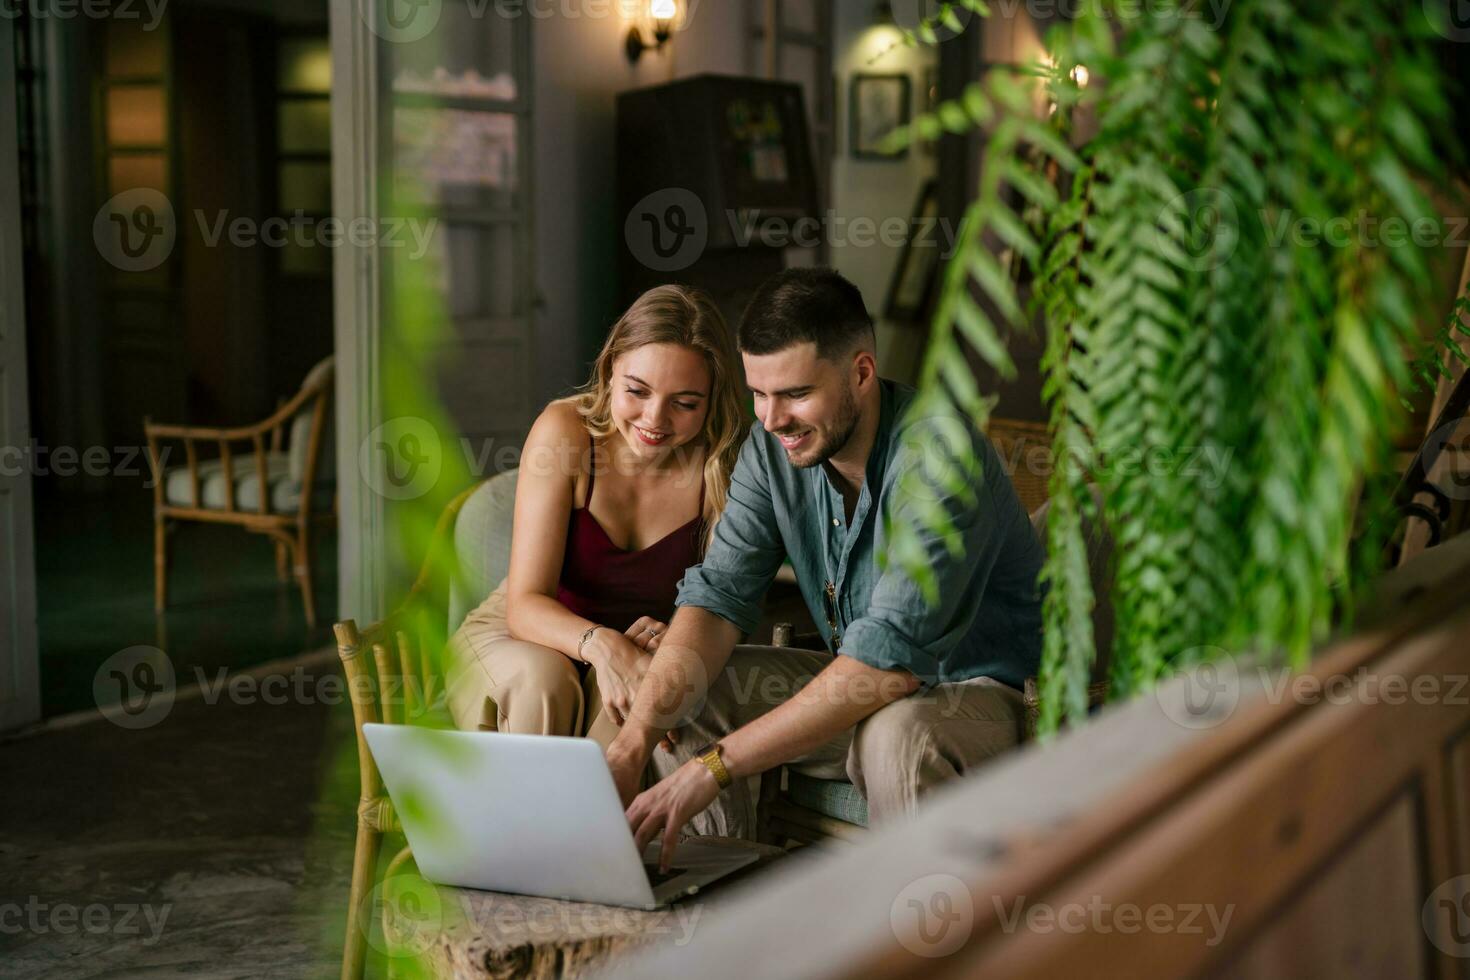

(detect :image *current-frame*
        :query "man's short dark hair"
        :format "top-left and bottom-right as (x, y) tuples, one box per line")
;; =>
(738, 267), (875, 360)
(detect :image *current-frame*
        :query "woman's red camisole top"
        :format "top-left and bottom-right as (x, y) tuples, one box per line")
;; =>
(553, 445), (705, 634)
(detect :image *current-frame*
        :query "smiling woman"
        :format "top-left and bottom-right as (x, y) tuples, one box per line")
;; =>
(610, 346), (713, 454)
(440, 285), (747, 744)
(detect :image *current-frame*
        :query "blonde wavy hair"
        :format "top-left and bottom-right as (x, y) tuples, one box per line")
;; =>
(566, 285), (745, 554)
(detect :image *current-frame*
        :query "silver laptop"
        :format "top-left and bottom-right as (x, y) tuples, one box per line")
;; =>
(362, 724), (760, 909)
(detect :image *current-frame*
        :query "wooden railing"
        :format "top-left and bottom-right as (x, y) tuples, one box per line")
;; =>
(606, 534), (1470, 980)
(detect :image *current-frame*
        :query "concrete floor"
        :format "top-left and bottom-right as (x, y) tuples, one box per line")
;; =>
(0, 650), (362, 979)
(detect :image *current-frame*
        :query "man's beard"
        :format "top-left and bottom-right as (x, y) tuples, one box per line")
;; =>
(784, 384), (860, 469)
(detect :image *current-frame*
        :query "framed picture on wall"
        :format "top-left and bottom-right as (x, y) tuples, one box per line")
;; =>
(849, 73), (911, 160)
(884, 179), (942, 324)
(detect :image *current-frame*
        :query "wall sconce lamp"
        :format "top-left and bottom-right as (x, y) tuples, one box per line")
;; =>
(626, 0), (678, 63)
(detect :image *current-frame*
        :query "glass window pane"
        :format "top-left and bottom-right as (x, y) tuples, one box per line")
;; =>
(278, 37), (332, 92)
(107, 86), (166, 146)
(393, 108), (517, 209)
(107, 19), (165, 76)
(388, 4), (517, 99)
(109, 153), (168, 194)
(418, 221), (518, 320)
(279, 161), (332, 213)
(278, 99), (332, 154)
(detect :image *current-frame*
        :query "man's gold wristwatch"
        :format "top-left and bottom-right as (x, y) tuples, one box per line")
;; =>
(696, 742), (732, 790)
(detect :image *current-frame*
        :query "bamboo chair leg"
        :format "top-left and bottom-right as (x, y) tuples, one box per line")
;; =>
(275, 541), (290, 582)
(380, 845), (419, 980)
(336, 619), (387, 980)
(296, 521), (317, 628)
(153, 514), (169, 612)
(342, 816), (383, 980)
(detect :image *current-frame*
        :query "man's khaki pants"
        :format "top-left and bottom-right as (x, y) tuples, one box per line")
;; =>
(649, 645), (1025, 838)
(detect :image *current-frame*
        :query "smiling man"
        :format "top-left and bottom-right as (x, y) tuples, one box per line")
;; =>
(604, 267), (1045, 868)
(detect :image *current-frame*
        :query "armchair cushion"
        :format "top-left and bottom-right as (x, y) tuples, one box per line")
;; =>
(447, 469), (519, 633)
(287, 355), (336, 485)
(784, 770), (869, 827)
(163, 452), (332, 513)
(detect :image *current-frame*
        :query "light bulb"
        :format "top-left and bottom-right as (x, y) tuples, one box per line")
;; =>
(651, 0), (676, 20)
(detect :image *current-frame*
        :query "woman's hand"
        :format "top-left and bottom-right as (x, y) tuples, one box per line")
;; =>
(584, 628), (652, 727)
(624, 616), (669, 652)
(586, 622), (679, 749)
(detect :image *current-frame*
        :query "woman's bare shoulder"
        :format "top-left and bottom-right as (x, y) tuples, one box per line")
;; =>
(519, 399), (590, 481)
(528, 399), (590, 444)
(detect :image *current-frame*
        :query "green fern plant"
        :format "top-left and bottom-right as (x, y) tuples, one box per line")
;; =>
(1405, 286), (1470, 411)
(881, 0), (1458, 733)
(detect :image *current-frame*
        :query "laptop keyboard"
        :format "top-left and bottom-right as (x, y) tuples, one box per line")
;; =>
(643, 864), (688, 888)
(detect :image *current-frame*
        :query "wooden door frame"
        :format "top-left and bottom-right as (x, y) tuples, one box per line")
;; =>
(328, 0), (385, 624)
(327, 0), (539, 623)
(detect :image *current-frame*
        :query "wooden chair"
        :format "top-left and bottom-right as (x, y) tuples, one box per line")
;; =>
(144, 356), (335, 626)
(333, 483), (479, 980)
(985, 416), (1052, 514)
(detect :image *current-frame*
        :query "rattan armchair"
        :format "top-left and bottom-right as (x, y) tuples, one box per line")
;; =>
(144, 356), (335, 626)
(333, 481), (480, 980)
(332, 616), (434, 979)
(985, 416), (1052, 514)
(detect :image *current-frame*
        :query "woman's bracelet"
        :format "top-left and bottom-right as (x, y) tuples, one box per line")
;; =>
(577, 624), (603, 660)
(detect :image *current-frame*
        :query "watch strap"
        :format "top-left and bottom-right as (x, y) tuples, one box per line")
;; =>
(697, 743), (732, 790)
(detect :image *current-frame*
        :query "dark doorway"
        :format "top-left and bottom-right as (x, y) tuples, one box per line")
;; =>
(16, 0), (336, 718)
